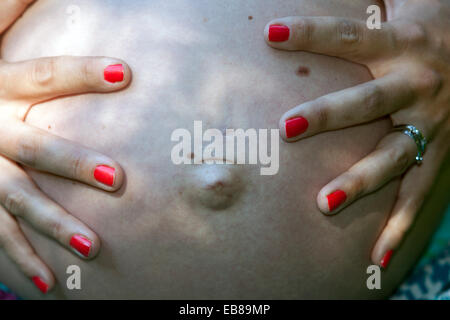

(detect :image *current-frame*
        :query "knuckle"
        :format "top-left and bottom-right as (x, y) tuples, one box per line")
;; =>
(17, 134), (42, 167)
(413, 69), (443, 95)
(0, 220), (20, 248)
(337, 19), (362, 44)
(362, 84), (384, 118)
(405, 22), (428, 47)
(347, 172), (366, 196)
(68, 152), (86, 179)
(292, 19), (315, 45)
(388, 147), (411, 173)
(3, 191), (28, 217)
(30, 59), (57, 87)
(393, 22), (428, 52)
(312, 98), (329, 130)
(81, 59), (98, 87)
(48, 218), (63, 240)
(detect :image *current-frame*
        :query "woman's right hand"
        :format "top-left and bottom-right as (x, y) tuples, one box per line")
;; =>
(0, 0), (131, 294)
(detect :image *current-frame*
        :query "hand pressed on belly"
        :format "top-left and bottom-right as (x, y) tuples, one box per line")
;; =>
(0, 0), (448, 299)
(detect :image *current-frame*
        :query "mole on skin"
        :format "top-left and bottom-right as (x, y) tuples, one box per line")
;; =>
(296, 66), (310, 77)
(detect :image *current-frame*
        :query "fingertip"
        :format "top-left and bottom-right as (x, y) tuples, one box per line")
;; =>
(110, 162), (125, 191)
(317, 185), (349, 215)
(31, 271), (55, 294)
(83, 233), (101, 260)
(69, 233), (100, 260)
(380, 249), (394, 269)
(316, 190), (332, 215)
(88, 235), (101, 259)
(371, 226), (397, 269)
(263, 20), (275, 43)
(279, 115), (310, 142)
(278, 116), (288, 141)
(264, 18), (291, 45)
(371, 230), (396, 269)
(102, 58), (132, 88)
(92, 161), (125, 192)
(263, 22), (271, 42)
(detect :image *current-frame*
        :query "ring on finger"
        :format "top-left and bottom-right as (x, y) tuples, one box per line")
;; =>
(391, 124), (427, 164)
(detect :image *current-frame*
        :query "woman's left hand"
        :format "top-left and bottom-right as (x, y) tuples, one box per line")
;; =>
(264, 0), (450, 268)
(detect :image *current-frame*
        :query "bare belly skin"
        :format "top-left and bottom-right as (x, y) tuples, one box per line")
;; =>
(0, 0), (448, 299)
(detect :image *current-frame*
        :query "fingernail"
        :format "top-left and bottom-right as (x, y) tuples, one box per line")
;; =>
(268, 25), (290, 42)
(327, 190), (347, 212)
(380, 249), (394, 269)
(94, 165), (115, 186)
(104, 64), (124, 83)
(32, 276), (49, 294)
(285, 117), (309, 138)
(70, 234), (92, 257)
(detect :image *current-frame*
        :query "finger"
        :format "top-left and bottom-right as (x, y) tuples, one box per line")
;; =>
(0, 0), (35, 34)
(264, 16), (401, 62)
(0, 156), (101, 259)
(0, 56), (132, 102)
(371, 132), (450, 268)
(0, 120), (124, 191)
(316, 131), (419, 215)
(279, 72), (415, 141)
(0, 205), (55, 294)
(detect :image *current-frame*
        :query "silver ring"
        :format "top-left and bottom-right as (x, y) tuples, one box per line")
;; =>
(391, 125), (427, 165)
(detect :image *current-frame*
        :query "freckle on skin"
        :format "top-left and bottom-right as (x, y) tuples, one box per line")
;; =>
(296, 66), (310, 77)
(48, 125), (51, 130)
(248, 16), (253, 20)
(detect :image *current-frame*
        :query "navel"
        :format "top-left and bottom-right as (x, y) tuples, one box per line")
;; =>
(181, 164), (245, 211)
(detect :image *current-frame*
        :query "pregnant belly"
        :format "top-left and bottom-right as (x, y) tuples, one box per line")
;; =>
(1, 0), (446, 299)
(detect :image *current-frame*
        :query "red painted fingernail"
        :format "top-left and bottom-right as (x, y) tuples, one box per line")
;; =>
(104, 64), (124, 83)
(32, 276), (49, 294)
(70, 234), (92, 257)
(327, 190), (347, 212)
(285, 117), (309, 138)
(94, 165), (115, 186)
(269, 25), (290, 42)
(380, 250), (394, 269)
